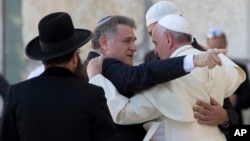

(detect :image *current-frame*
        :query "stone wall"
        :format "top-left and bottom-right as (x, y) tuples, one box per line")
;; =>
(172, 0), (249, 60)
(22, 0), (250, 124)
(22, 0), (250, 71)
(22, 0), (145, 64)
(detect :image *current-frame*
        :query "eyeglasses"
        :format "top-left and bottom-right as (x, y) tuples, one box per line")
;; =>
(97, 15), (112, 26)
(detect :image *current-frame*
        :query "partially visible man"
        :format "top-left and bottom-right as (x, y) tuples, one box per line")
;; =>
(84, 15), (226, 141)
(0, 12), (118, 141)
(145, 1), (239, 138)
(146, 1), (205, 51)
(0, 74), (10, 120)
(87, 15), (246, 141)
(205, 27), (250, 125)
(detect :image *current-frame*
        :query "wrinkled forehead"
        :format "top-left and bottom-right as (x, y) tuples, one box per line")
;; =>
(115, 24), (137, 39)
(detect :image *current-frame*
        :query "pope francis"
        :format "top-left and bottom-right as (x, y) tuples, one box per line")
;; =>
(88, 15), (246, 141)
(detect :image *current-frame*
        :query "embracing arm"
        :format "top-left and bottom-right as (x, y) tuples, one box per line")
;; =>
(89, 74), (162, 124)
(193, 54), (245, 140)
(87, 56), (199, 124)
(103, 56), (187, 95)
(87, 56), (182, 124)
(194, 97), (238, 126)
(103, 49), (225, 96)
(193, 97), (238, 141)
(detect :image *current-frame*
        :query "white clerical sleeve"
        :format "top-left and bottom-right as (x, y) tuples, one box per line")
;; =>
(89, 74), (162, 124)
(219, 54), (246, 97)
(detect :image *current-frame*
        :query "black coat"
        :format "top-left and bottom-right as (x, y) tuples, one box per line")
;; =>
(0, 67), (119, 141)
(84, 51), (188, 141)
(233, 61), (250, 124)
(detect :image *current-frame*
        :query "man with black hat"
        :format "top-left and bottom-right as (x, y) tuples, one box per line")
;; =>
(0, 12), (119, 141)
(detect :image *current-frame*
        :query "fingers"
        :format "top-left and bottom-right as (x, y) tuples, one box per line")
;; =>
(197, 117), (214, 125)
(194, 113), (209, 122)
(193, 108), (212, 125)
(87, 56), (104, 79)
(193, 106), (216, 126)
(206, 58), (218, 69)
(206, 48), (228, 68)
(194, 97), (226, 126)
(193, 106), (208, 116)
(206, 49), (223, 68)
(89, 56), (104, 66)
(193, 48), (227, 68)
(90, 55), (104, 62)
(212, 48), (228, 55)
(196, 100), (213, 111)
(209, 97), (220, 106)
(98, 55), (104, 62)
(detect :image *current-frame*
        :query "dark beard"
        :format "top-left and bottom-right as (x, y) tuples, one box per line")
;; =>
(73, 55), (87, 80)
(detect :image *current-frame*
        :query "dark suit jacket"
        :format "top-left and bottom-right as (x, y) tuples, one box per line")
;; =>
(0, 67), (119, 141)
(85, 52), (187, 95)
(84, 51), (188, 141)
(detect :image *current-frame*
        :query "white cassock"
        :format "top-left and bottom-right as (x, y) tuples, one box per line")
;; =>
(89, 45), (246, 141)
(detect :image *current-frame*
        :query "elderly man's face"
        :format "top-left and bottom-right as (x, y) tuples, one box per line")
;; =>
(151, 25), (171, 60)
(104, 24), (137, 66)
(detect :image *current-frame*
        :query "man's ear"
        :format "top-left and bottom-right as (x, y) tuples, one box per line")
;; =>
(166, 33), (173, 48)
(99, 35), (108, 51)
(72, 52), (78, 66)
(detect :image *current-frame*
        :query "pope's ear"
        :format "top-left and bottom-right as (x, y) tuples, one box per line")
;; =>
(166, 33), (174, 47)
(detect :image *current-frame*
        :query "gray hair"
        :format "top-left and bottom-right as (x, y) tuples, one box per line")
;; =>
(91, 15), (136, 49)
(155, 24), (192, 44)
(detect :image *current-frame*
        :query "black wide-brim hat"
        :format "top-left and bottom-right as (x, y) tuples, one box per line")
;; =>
(25, 12), (92, 60)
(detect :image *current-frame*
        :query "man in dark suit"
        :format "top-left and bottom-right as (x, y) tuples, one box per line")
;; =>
(0, 12), (119, 141)
(84, 15), (225, 141)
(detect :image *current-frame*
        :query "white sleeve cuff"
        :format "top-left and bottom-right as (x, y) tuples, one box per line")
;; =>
(183, 55), (195, 72)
